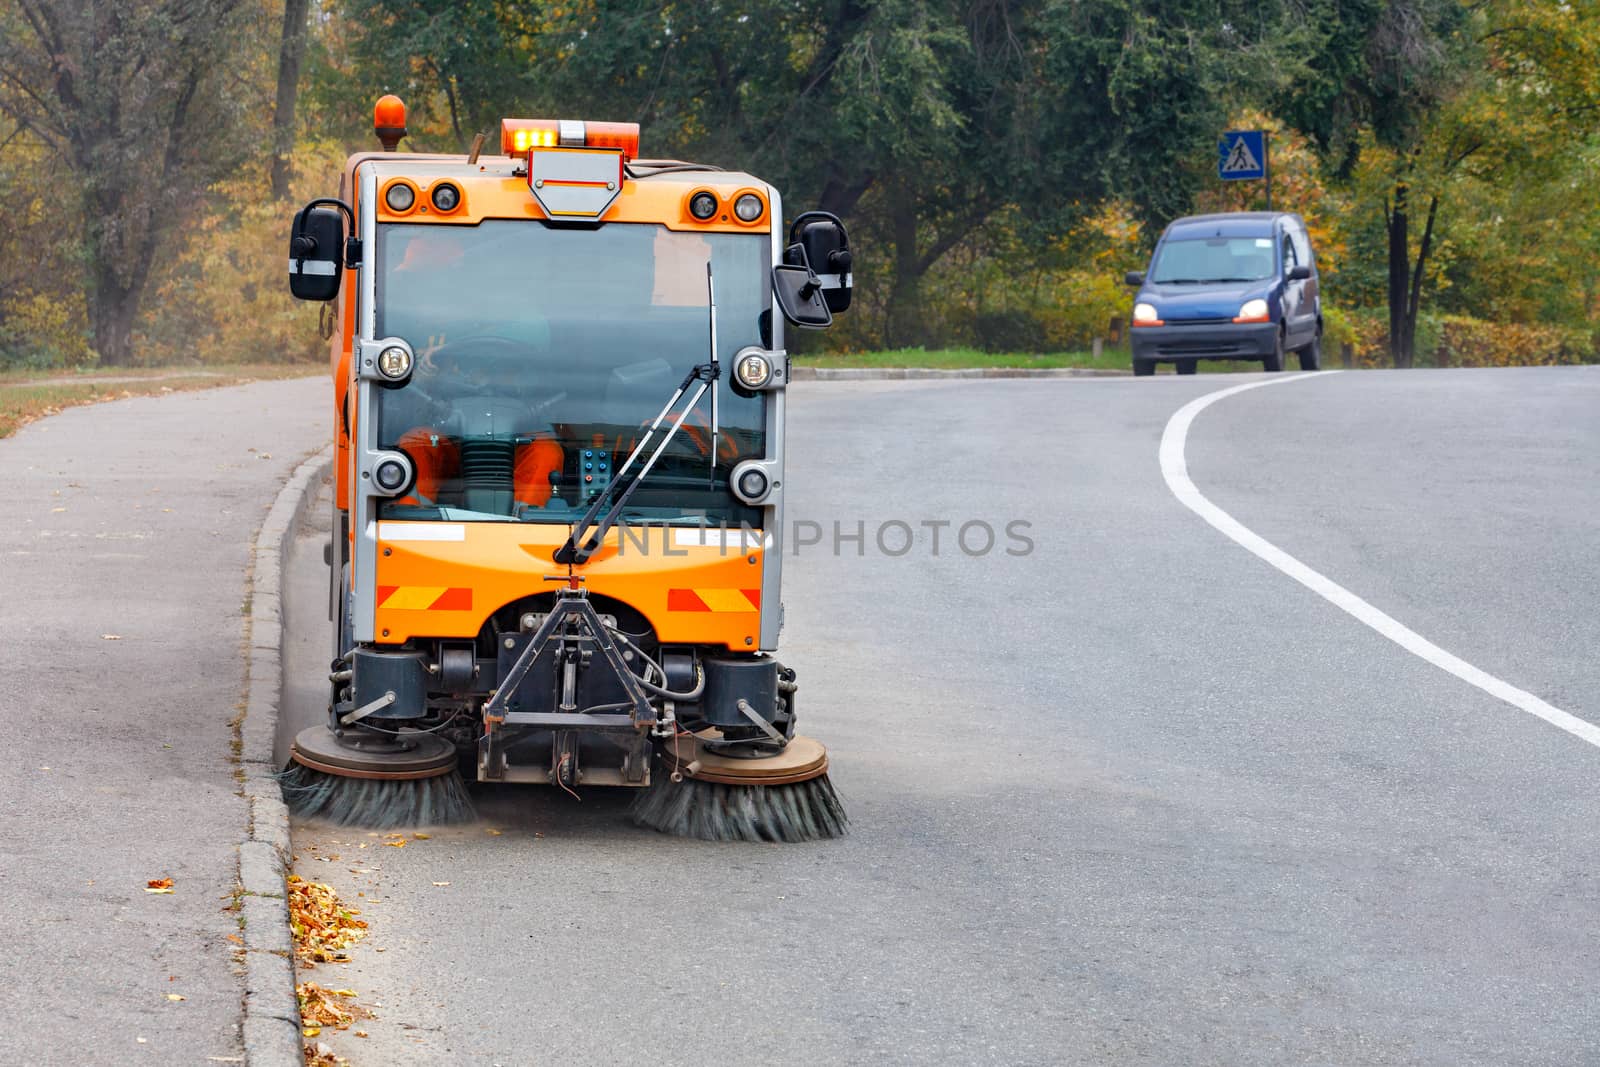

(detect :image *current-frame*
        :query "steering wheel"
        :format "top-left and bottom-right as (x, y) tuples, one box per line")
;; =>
(419, 336), (534, 396)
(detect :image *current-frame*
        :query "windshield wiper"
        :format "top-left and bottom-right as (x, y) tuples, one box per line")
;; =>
(1200, 277), (1259, 283)
(1155, 277), (1200, 284)
(554, 265), (721, 566)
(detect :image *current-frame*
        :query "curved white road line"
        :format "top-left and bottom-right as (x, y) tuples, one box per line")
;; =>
(1161, 372), (1600, 750)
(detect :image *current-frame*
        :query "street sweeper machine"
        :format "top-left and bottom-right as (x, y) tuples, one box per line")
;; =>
(281, 97), (853, 842)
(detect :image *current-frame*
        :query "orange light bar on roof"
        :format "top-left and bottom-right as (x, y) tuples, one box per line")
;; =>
(499, 118), (640, 162)
(501, 119), (559, 155)
(583, 121), (640, 161)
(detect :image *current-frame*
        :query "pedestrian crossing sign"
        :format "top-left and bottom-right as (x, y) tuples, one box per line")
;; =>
(1218, 131), (1266, 181)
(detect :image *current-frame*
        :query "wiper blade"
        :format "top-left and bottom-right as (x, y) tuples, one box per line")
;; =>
(1202, 277), (1258, 283)
(555, 265), (721, 566)
(1155, 277), (1200, 284)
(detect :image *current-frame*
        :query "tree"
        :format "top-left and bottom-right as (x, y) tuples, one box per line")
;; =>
(271, 0), (312, 199)
(0, 0), (262, 365)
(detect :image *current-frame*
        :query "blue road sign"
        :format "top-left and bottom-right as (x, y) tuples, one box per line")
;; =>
(1219, 130), (1266, 181)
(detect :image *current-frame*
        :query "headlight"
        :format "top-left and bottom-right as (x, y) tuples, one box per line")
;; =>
(734, 193), (764, 222)
(1132, 302), (1161, 325)
(689, 191), (718, 220)
(371, 454), (413, 495)
(384, 182), (415, 213)
(430, 183), (460, 212)
(730, 460), (771, 504)
(734, 350), (773, 390)
(1235, 298), (1269, 322)
(377, 345), (413, 380)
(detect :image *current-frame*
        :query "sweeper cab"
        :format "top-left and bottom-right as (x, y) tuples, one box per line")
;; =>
(282, 97), (853, 840)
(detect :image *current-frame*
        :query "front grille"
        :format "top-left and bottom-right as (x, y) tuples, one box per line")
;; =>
(1168, 317), (1231, 325)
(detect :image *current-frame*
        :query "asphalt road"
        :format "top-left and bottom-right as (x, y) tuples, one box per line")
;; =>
(285, 366), (1600, 1065)
(0, 378), (324, 1065)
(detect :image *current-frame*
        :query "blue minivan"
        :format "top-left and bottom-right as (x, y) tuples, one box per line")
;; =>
(1124, 212), (1320, 375)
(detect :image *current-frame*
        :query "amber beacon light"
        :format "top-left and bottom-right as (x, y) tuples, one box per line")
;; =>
(374, 95), (407, 152)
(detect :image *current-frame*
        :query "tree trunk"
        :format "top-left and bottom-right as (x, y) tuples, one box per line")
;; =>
(1386, 181), (1411, 368)
(1406, 195), (1438, 366)
(269, 0), (310, 200)
(90, 268), (144, 367)
(885, 190), (925, 349)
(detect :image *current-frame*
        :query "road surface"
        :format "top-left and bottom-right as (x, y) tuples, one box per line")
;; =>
(0, 378), (323, 1065)
(285, 367), (1600, 1065)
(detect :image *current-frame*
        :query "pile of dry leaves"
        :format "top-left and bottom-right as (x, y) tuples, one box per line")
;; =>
(288, 874), (371, 1064)
(287, 874), (367, 965)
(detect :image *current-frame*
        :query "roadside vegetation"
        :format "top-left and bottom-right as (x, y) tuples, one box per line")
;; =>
(0, 365), (317, 439)
(0, 2), (1597, 373)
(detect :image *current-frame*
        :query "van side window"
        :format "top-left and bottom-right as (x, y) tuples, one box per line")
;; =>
(1291, 225), (1312, 268)
(1282, 235), (1297, 271)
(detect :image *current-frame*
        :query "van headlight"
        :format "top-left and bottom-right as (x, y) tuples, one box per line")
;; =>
(1132, 302), (1162, 325)
(1235, 298), (1269, 323)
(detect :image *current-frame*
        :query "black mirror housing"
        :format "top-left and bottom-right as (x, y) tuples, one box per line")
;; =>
(786, 212), (852, 314)
(772, 264), (832, 328)
(289, 204), (346, 302)
(1124, 271), (1145, 287)
(1287, 264), (1312, 281)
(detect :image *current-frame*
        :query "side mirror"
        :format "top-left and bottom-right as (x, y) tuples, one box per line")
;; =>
(786, 211), (852, 314)
(1287, 264), (1312, 281)
(1124, 271), (1146, 287)
(772, 265), (832, 328)
(289, 201), (350, 302)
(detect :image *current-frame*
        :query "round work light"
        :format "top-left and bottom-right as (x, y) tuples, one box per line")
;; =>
(385, 182), (416, 213)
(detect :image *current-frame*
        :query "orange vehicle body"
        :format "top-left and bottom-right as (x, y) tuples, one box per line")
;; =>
(328, 154), (775, 653)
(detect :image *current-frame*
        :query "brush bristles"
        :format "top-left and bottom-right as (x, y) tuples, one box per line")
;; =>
(629, 774), (848, 843)
(278, 763), (476, 829)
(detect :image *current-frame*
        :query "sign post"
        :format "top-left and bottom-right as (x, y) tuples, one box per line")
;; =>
(1218, 130), (1270, 209)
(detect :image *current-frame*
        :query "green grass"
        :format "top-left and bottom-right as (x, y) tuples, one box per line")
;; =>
(793, 347), (1292, 375)
(792, 346), (1130, 371)
(0, 363), (320, 439)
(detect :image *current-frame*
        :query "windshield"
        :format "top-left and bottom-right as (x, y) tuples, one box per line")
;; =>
(1150, 236), (1276, 284)
(373, 221), (767, 529)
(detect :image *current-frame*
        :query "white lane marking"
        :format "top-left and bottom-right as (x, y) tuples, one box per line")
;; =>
(1161, 372), (1600, 750)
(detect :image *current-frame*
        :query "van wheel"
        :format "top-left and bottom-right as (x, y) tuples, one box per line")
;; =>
(1175, 359), (1197, 375)
(1132, 358), (1155, 377)
(1298, 333), (1322, 371)
(1262, 330), (1285, 372)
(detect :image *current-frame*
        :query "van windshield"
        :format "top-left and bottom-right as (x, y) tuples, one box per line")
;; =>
(1150, 237), (1276, 284)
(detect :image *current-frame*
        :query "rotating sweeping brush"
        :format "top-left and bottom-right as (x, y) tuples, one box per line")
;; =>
(279, 726), (475, 829)
(630, 734), (847, 843)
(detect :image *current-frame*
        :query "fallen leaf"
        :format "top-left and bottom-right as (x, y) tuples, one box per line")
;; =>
(431, 881), (450, 887)
(302, 1026), (321, 1038)
(485, 828), (502, 836)
(355, 1030), (369, 1038)
(382, 839), (405, 848)
(146, 877), (174, 894)
(165, 993), (185, 1002)
(51, 506), (66, 513)
(102, 634), (122, 641)
(226, 934), (243, 945)
(412, 832), (430, 840)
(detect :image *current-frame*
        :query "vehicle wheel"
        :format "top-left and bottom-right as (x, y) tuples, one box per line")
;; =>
(1132, 359), (1155, 377)
(1262, 330), (1284, 372)
(1175, 359), (1197, 375)
(1298, 332), (1322, 371)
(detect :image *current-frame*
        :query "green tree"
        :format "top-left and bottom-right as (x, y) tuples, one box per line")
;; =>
(0, 0), (266, 365)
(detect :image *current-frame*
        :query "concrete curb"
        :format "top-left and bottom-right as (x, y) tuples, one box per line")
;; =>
(237, 447), (334, 1067)
(787, 365), (1130, 380)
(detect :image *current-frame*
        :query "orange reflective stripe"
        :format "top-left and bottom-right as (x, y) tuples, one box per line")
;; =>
(667, 588), (760, 613)
(378, 586), (473, 610)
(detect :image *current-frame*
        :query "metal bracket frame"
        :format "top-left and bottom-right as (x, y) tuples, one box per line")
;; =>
(478, 588), (657, 781)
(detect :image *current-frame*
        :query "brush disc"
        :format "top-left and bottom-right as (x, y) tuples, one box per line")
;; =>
(657, 733), (829, 785)
(289, 726), (457, 781)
